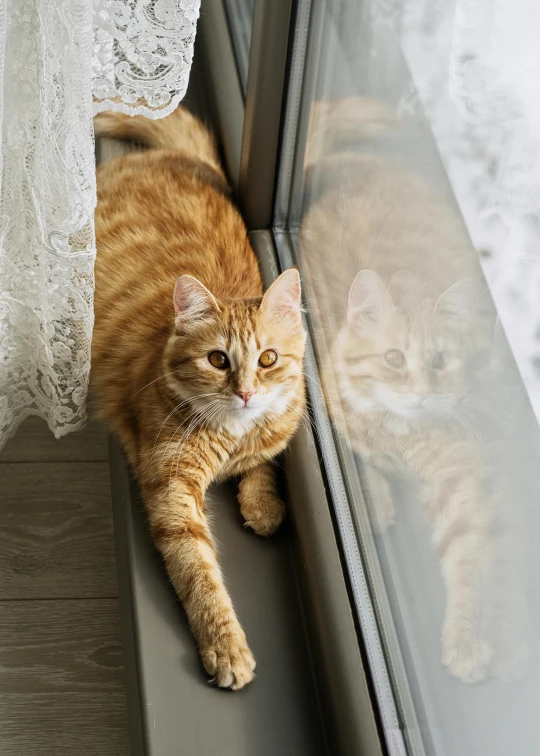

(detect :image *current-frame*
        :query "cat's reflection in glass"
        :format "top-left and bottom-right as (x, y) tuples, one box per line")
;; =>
(300, 97), (530, 684)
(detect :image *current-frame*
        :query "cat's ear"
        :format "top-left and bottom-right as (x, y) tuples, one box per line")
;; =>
(348, 269), (394, 328)
(435, 277), (477, 320)
(435, 277), (493, 322)
(260, 268), (302, 322)
(173, 275), (219, 332)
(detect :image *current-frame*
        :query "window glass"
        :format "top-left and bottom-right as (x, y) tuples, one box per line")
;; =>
(223, 0), (254, 95)
(277, 2), (540, 754)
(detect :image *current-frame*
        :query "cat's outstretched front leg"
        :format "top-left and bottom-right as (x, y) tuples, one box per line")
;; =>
(142, 470), (255, 690)
(238, 462), (285, 537)
(428, 474), (494, 683)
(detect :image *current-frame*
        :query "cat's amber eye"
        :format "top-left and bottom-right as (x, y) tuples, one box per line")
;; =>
(208, 350), (230, 370)
(385, 349), (405, 368)
(432, 352), (446, 371)
(258, 349), (278, 368)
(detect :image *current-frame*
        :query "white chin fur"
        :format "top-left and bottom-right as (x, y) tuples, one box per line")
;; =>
(369, 388), (453, 428)
(217, 390), (291, 435)
(339, 369), (455, 432)
(179, 388), (293, 437)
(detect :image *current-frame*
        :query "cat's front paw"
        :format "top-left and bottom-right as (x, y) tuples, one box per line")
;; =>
(441, 633), (493, 683)
(240, 495), (285, 537)
(200, 628), (256, 691)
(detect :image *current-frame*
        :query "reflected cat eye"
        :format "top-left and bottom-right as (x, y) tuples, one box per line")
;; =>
(385, 349), (405, 368)
(208, 350), (229, 369)
(432, 352), (446, 371)
(258, 349), (278, 368)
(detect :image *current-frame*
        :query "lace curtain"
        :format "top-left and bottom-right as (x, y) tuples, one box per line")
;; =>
(0, 0), (200, 449)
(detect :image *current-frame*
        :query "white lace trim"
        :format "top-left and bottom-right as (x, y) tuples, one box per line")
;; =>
(0, 0), (199, 448)
(0, 0), (97, 445)
(93, 0), (201, 119)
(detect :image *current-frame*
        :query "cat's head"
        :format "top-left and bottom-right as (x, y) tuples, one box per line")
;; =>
(164, 269), (306, 434)
(334, 269), (489, 427)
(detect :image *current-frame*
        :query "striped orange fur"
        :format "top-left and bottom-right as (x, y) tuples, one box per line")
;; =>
(92, 107), (306, 690)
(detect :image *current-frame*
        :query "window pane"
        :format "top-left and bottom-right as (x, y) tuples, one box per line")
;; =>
(223, 0), (254, 95)
(277, 2), (540, 754)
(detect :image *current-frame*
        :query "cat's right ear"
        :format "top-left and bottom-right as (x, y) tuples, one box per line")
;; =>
(260, 268), (302, 323)
(173, 275), (219, 333)
(348, 269), (394, 329)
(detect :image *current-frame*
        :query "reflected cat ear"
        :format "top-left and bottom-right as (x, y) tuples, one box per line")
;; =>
(348, 269), (394, 328)
(260, 268), (302, 322)
(435, 277), (485, 320)
(173, 275), (219, 332)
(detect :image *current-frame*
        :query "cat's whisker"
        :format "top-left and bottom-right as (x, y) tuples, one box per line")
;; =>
(168, 411), (211, 490)
(149, 403), (199, 461)
(438, 403), (464, 440)
(301, 406), (325, 448)
(298, 413), (324, 450)
(465, 395), (513, 428)
(301, 370), (325, 397)
(149, 393), (222, 461)
(277, 393), (326, 449)
(443, 402), (490, 459)
(166, 400), (223, 480)
(452, 403), (486, 438)
(162, 403), (218, 472)
(134, 371), (178, 396)
(186, 405), (225, 477)
(169, 402), (226, 488)
(194, 402), (223, 446)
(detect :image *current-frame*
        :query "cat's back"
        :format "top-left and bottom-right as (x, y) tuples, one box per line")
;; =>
(95, 148), (261, 311)
(301, 153), (479, 326)
(92, 110), (262, 420)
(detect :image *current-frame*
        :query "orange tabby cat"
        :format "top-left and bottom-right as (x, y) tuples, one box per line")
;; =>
(92, 107), (306, 690)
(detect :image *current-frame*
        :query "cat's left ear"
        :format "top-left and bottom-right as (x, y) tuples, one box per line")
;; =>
(260, 268), (302, 323)
(173, 275), (219, 333)
(348, 269), (394, 329)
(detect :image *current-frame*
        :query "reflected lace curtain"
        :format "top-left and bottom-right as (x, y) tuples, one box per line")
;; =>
(0, 0), (199, 448)
(398, 0), (540, 416)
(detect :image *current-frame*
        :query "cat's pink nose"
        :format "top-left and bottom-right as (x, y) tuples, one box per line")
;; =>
(236, 390), (255, 405)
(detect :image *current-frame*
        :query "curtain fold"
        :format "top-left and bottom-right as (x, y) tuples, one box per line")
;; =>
(0, 0), (200, 448)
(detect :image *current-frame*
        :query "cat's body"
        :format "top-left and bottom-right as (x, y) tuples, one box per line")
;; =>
(92, 107), (306, 690)
(301, 99), (526, 682)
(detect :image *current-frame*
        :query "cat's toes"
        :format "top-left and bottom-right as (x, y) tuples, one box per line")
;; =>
(442, 635), (493, 683)
(241, 497), (285, 537)
(200, 630), (256, 691)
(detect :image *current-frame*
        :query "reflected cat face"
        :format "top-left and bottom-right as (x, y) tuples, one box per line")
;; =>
(335, 270), (485, 425)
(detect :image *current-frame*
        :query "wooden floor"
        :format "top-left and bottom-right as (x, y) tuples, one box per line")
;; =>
(0, 417), (129, 755)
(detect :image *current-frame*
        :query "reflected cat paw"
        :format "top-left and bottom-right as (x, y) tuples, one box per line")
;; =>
(441, 635), (493, 683)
